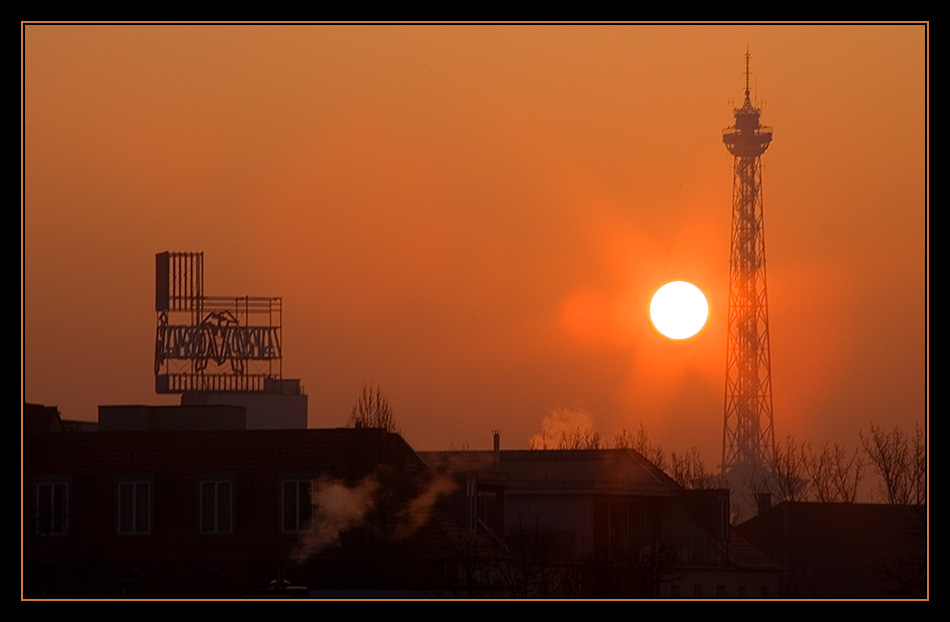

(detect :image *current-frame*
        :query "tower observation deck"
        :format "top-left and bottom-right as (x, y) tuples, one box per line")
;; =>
(721, 51), (777, 475)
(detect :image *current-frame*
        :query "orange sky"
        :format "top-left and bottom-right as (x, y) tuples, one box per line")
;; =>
(22, 23), (927, 467)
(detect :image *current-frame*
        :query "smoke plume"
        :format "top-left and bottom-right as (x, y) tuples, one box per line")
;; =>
(529, 407), (599, 449)
(394, 474), (457, 539)
(290, 474), (379, 562)
(289, 470), (459, 563)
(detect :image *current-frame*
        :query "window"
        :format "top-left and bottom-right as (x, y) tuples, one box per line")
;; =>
(118, 479), (152, 535)
(35, 480), (69, 536)
(466, 479), (504, 535)
(281, 479), (312, 533)
(199, 479), (233, 534)
(465, 478), (476, 532)
(593, 498), (652, 557)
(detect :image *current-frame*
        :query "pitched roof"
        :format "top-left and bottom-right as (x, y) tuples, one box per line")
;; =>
(419, 448), (681, 496)
(32, 426), (427, 477)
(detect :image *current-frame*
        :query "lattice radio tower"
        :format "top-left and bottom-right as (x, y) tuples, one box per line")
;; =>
(721, 51), (777, 475)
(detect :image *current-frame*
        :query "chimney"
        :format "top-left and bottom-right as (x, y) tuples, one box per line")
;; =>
(756, 492), (772, 516)
(492, 430), (501, 470)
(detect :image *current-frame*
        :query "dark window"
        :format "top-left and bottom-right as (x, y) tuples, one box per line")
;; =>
(593, 497), (608, 554)
(200, 479), (233, 534)
(281, 479), (312, 533)
(118, 480), (151, 535)
(35, 481), (69, 536)
(610, 498), (629, 555)
(594, 498), (648, 557)
(465, 479), (476, 531)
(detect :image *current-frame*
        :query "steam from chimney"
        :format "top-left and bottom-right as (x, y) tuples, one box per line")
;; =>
(529, 407), (597, 449)
(289, 474), (379, 562)
(393, 474), (457, 539)
(289, 471), (458, 563)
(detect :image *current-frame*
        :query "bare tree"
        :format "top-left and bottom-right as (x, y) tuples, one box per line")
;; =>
(803, 441), (835, 502)
(909, 423), (926, 506)
(630, 538), (682, 598)
(769, 434), (809, 502)
(612, 427), (635, 449)
(555, 427), (602, 449)
(451, 528), (496, 597)
(829, 443), (865, 503)
(347, 383), (400, 434)
(493, 519), (563, 598)
(802, 441), (865, 503)
(614, 423), (667, 472)
(531, 426), (602, 450)
(575, 528), (682, 598)
(669, 447), (715, 490)
(860, 422), (925, 505)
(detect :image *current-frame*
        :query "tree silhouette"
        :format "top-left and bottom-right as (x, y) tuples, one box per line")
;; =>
(347, 384), (400, 434)
(669, 447), (716, 490)
(554, 427), (602, 449)
(804, 441), (865, 503)
(614, 423), (667, 471)
(860, 422), (925, 505)
(769, 434), (809, 502)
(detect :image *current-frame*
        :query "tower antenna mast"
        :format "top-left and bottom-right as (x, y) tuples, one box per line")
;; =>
(720, 50), (777, 476)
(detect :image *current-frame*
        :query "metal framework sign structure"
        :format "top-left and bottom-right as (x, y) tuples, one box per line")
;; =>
(154, 251), (282, 393)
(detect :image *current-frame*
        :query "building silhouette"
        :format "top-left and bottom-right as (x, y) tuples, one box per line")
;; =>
(26, 404), (786, 598)
(24, 404), (466, 597)
(735, 499), (926, 598)
(420, 435), (781, 598)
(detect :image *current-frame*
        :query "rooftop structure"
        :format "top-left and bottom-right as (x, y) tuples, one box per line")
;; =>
(154, 251), (282, 394)
(154, 251), (306, 428)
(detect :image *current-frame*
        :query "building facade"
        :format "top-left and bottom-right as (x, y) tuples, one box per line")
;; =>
(24, 404), (463, 598)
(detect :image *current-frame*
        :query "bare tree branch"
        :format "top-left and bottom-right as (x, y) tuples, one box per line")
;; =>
(830, 443), (865, 504)
(803, 441), (835, 502)
(669, 447), (714, 490)
(769, 434), (808, 502)
(555, 427), (602, 450)
(627, 423), (667, 472)
(860, 423), (923, 505)
(910, 423), (926, 506)
(347, 383), (400, 434)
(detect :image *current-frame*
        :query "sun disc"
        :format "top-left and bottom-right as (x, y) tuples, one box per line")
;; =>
(649, 281), (709, 341)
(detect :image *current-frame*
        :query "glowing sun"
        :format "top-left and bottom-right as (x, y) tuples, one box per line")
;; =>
(649, 281), (709, 341)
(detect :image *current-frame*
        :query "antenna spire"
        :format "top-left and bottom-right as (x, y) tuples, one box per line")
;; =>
(744, 45), (752, 103)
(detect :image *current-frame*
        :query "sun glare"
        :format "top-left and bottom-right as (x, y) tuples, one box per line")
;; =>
(649, 281), (709, 341)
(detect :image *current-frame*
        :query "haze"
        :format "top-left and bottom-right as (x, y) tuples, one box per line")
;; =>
(22, 23), (927, 467)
